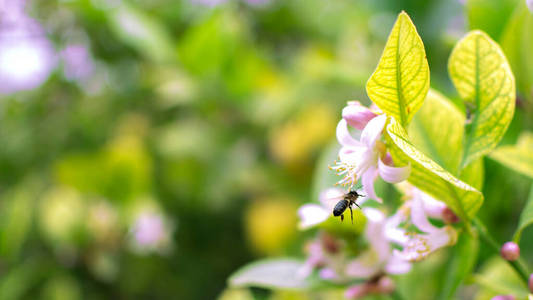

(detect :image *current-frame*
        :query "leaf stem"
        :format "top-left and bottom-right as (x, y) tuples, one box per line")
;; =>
(472, 217), (530, 284)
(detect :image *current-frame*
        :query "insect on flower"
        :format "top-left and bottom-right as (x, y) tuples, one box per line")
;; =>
(333, 191), (363, 224)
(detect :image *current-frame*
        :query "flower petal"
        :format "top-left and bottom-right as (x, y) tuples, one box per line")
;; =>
(336, 119), (362, 147)
(420, 190), (446, 220)
(362, 165), (381, 203)
(410, 189), (440, 233)
(345, 252), (380, 278)
(360, 114), (386, 147)
(385, 251), (412, 274)
(363, 208), (389, 261)
(298, 204), (329, 229)
(342, 101), (377, 130)
(378, 158), (411, 183)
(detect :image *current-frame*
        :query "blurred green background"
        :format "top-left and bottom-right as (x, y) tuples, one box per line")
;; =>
(0, 0), (532, 299)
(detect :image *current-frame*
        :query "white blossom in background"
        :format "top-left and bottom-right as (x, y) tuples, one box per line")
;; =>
(527, 0), (533, 13)
(61, 44), (94, 81)
(331, 102), (411, 202)
(130, 210), (174, 255)
(0, 0), (56, 94)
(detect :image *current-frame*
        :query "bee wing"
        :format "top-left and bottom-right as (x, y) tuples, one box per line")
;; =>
(319, 187), (346, 211)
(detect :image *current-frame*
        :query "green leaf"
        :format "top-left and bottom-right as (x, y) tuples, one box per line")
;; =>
(409, 89), (465, 174)
(366, 11), (430, 127)
(460, 158), (485, 191)
(448, 30), (516, 169)
(512, 184), (533, 244)
(501, 3), (533, 100)
(386, 117), (483, 220)
(228, 259), (308, 290)
(438, 232), (479, 300)
(489, 132), (533, 179)
(472, 257), (530, 298)
(108, 4), (176, 63)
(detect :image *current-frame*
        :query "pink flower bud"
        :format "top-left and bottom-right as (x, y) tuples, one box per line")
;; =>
(529, 273), (533, 294)
(342, 101), (377, 130)
(442, 207), (459, 224)
(377, 276), (395, 294)
(500, 242), (520, 261)
(490, 295), (515, 300)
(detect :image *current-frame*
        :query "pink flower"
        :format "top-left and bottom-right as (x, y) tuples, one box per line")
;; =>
(331, 111), (410, 202)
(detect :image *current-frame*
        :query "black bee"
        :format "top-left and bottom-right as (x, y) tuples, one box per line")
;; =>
(333, 191), (363, 224)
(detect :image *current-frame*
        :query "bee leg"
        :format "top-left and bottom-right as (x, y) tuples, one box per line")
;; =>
(354, 202), (361, 209)
(340, 214), (344, 222)
(349, 206), (353, 224)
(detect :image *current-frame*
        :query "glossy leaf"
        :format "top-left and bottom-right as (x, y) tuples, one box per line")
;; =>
(366, 11), (430, 127)
(409, 89), (465, 174)
(489, 132), (533, 179)
(386, 117), (483, 220)
(449, 30), (515, 169)
(513, 184), (533, 244)
(228, 259), (308, 290)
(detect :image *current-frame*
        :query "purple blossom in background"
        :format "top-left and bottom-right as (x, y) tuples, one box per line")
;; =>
(61, 44), (94, 81)
(0, 1), (56, 94)
(190, 0), (227, 7)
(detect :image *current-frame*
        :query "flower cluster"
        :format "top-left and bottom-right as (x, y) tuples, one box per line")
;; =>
(298, 102), (460, 298)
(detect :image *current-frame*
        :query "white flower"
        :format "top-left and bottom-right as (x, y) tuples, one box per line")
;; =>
(395, 188), (458, 262)
(345, 208), (411, 278)
(331, 113), (410, 202)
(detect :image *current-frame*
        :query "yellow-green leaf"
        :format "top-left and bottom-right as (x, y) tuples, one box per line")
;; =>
(386, 117), (483, 220)
(448, 30), (515, 169)
(489, 132), (533, 179)
(366, 11), (430, 127)
(409, 89), (465, 174)
(513, 184), (533, 244)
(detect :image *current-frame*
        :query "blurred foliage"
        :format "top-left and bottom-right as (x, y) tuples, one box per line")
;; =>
(0, 0), (532, 299)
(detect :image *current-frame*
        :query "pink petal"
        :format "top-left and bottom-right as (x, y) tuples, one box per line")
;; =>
(298, 204), (329, 229)
(378, 158), (410, 183)
(362, 165), (381, 203)
(420, 191), (446, 220)
(338, 146), (365, 165)
(336, 119), (362, 147)
(360, 114), (386, 148)
(342, 101), (377, 130)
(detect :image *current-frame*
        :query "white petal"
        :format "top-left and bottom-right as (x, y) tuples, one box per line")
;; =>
(419, 190), (446, 219)
(362, 165), (381, 203)
(345, 252), (380, 279)
(385, 251), (412, 274)
(336, 119), (362, 147)
(385, 206), (410, 246)
(339, 146), (366, 165)
(378, 158), (411, 183)
(410, 189), (440, 233)
(298, 204), (329, 229)
(360, 114), (386, 148)
(363, 208), (390, 262)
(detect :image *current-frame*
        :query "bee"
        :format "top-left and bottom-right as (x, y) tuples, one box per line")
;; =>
(333, 191), (363, 224)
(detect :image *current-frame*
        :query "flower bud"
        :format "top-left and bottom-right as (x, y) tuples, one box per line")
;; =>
(442, 207), (460, 224)
(376, 276), (395, 294)
(500, 242), (520, 261)
(342, 101), (377, 130)
(490, 295), (515, 300)
(529, 273), (533, 294)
